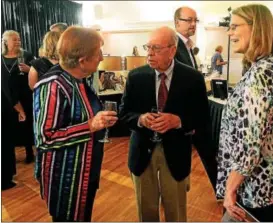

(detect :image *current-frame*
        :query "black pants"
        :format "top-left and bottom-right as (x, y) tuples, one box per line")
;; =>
(52, 183), (97, 222)
(1, 99), (17, 188)
(241, 202), (273, 222)
(25, 145), (34, 157)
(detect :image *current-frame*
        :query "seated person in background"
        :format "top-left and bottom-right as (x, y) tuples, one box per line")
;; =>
(216, 4), (273, 222)
(49, 22), (68, 33)
(193, 47), (201, 71)
(28, 31), (61, 89)
(211, 45), (227, 74)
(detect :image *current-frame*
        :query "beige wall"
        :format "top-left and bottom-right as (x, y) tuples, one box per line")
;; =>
(102, 32), (151, 56)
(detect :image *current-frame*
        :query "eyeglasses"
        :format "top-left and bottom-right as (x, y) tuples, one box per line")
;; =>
(178, 18), (200, 24)
(143, 44), (174, 53)
(227, 23), (252, 31)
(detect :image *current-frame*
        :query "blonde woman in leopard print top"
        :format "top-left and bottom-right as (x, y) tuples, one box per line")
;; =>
(216, 4), (273, 222)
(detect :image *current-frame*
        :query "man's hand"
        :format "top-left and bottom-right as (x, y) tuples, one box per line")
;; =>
(150, 113), (181, 134)
(139, 112), (159, 129)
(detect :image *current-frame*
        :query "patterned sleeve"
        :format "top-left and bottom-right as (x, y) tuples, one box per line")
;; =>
(231, 65), (272, 176)
(33, 80), (91, 150)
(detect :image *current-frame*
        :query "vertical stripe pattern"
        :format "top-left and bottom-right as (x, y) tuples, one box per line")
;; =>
(33, 67), (102, 221)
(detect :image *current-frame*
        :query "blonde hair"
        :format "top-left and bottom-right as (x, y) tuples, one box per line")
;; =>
(215, 45), (223, 52)
(1, 30), (22, 55)
(232, 4), (273, 62)
(38, 45), (44, 57)
(57, 26), (103, 69)
(43, 31), (61, 60)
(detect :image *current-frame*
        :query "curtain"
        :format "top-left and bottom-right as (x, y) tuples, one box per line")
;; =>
(1, 0), (82, 57)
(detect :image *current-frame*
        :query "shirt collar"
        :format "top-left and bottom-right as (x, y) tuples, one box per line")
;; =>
(155, 59), (174, 80)
(176, 32), (189, 45)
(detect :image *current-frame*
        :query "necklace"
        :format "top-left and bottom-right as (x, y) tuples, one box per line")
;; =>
(2, 56), (18, 74)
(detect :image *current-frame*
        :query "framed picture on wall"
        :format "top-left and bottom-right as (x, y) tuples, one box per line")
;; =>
(98, 70), (129, 95)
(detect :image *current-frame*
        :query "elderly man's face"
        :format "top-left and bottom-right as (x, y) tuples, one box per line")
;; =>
(175, 8), (197, 38)
(145, 32), (176, 72)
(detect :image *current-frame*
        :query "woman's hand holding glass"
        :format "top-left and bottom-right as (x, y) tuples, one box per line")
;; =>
(18, 57), (30, 75)
(88, 110), (118, 133)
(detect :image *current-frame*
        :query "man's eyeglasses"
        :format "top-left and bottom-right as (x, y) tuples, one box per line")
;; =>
(143, 44), (174, 53)
(227, 22), (253, 31)
(178, 18), (200, 24)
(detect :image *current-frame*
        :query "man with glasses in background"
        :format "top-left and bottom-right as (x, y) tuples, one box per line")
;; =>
(120, 26), (210, 222)
(174, 6), (198, 69)
(174, 6), (218, 197)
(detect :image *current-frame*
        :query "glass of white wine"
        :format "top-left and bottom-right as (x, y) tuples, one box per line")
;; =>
(98, 101), (117, 143)
(17, 57), (25, 75)
(150, 107), (162, 143)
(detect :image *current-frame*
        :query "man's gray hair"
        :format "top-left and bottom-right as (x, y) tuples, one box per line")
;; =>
(50, 22), (68, 32)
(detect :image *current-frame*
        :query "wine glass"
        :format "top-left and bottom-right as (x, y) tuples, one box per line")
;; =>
(98, 101), (117, 143)
(18, 57), (25, 75)
(150, 107), (162, 143)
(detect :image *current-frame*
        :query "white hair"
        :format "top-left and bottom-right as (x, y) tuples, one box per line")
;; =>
(1, 30), (22, 55)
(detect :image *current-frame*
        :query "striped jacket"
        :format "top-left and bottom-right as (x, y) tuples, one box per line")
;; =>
(33, 65), (104, 221)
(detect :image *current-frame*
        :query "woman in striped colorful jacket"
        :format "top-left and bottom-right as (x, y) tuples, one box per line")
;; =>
(33, 26), (118, 222)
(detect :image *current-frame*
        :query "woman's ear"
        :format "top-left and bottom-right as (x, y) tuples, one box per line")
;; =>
(78, 56), (86, 65)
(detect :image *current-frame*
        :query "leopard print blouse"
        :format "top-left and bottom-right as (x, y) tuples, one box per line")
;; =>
(216, 55), (273, 208)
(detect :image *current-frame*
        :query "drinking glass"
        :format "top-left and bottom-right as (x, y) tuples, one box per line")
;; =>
(98, 101), (117, 143)
(18, 57), (25, 75)
(150, 107), (162, 142)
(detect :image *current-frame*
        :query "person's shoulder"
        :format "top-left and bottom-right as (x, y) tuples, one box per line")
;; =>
(30, 57), (44, 66)
(34, 64), (64, 89)
(251, 54), (273, 86)
(128, 64), (152, 78)
(175, 60), (201, 75)
(259, 54), (273, 66)
(174, 60), (204, 83)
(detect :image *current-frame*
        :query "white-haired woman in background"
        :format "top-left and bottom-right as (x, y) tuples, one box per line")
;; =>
(1, 30), (35, 170)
